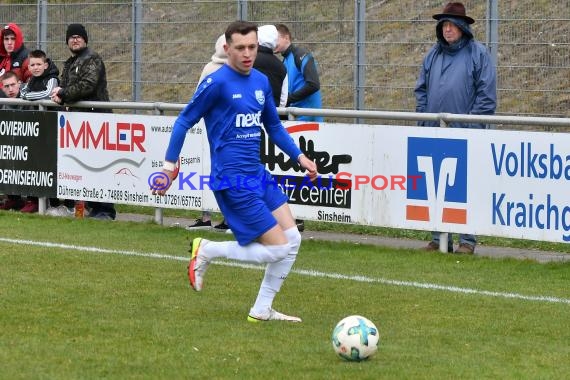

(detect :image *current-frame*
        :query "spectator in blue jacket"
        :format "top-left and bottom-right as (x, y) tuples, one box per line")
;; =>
(275, 23), (323, 122)
(414, 2), (497, 254)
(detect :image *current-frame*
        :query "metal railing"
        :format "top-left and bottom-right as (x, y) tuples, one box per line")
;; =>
(3, 98), (570, 129)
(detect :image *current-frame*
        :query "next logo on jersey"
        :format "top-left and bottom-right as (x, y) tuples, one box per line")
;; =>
(406, 137), (468, 225)
(235, 110), (262, 128)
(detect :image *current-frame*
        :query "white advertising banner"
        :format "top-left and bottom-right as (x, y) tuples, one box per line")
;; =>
(55, 112), (570, 244)
(248, 122), (570, 244)
(367, 126), (570, 244)
(56, 112), (206, 210)
(462, 128), (570, 243)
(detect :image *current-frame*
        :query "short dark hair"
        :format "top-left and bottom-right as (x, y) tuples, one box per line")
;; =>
(29, 49), (47, 61)
(225, 20), (258, 43)
(1, 70), (19, 82)
(276, 24), (291, 39)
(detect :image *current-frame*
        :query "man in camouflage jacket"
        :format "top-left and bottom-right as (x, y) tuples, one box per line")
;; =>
(51, 23), (110, 112)
(51, 24), (116, 220)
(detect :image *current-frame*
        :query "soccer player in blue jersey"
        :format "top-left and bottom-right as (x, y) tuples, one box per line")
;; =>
(151, 21), (317, 323)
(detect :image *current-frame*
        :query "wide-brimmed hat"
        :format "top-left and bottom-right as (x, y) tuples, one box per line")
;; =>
(433, 2), (474, 24)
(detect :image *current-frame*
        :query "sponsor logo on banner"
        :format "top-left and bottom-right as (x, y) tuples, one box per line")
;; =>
(59, 114), (146, 152)
(406, 137), (468, 224)
(57, 113), (149, 202)
(490, 141), (570, 242)
(58, 113), (147, 173)
(261, 122), (353, 209)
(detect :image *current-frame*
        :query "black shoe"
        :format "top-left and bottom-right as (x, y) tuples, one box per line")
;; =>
(185, 218), (212, 230)
(295, 219), (305, 232)
(213, 220), (229, 231)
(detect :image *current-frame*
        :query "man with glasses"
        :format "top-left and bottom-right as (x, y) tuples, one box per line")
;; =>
(50, 24), (117, 220)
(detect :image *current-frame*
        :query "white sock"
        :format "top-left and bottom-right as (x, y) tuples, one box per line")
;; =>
(201, 240), (289, 264)
(250, 227), (302, 315)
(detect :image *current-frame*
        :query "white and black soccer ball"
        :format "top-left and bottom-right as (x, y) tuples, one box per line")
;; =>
(331, 315), (379, 361)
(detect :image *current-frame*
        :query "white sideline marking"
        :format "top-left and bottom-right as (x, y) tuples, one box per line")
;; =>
(2, 237), (569, 305)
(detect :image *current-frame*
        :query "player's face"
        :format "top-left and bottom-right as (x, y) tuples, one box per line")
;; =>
(441, 21), (463, 44)
(225, 31), (258, 75)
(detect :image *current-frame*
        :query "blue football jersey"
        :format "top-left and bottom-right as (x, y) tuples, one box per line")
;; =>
(165, 64), (301, 190)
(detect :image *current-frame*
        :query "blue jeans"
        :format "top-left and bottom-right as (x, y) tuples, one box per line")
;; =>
(432, 232), (476, 247)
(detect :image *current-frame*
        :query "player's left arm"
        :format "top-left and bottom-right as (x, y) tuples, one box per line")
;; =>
(263, 97), (317, 179)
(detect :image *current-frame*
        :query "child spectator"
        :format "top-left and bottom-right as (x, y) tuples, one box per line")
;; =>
(16, 50), (60, 213)
(20, 49), (59, 101)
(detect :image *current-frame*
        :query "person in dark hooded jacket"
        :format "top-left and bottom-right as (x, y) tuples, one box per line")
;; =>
(415, 2), (497, 255)
(20, 49), (59, 101)
(0, 23), (31, 84)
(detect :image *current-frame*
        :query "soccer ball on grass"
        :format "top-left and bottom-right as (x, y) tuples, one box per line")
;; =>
(331, 315), (379, 361)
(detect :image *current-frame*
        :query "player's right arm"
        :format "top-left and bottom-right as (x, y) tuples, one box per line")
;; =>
(261, 90), (317, 180)
(150, 163), (178, 196)
(164, 78), (219, 160)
